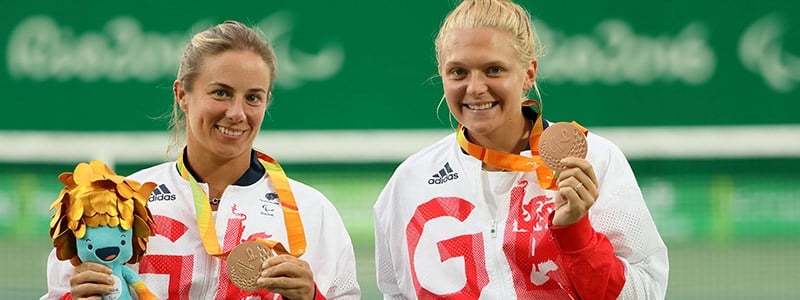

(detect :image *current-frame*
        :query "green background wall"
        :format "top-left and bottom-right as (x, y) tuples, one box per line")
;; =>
(3, 0), (798, 131)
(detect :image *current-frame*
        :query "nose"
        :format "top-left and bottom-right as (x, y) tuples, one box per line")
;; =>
(466, 74), (488, 96)
(226, 97), (246, 123)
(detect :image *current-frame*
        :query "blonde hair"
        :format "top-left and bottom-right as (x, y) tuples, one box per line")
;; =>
(168, 20), (277, 153)
(435, 0), (544, 98)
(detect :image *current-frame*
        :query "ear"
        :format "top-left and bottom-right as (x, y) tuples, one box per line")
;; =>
(173, 80), (188, 112)
(523, 59), (538, 92)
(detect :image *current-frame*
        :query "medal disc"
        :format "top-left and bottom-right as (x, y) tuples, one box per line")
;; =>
(227, 241), (274, 291)
(538, 122), (588, 171)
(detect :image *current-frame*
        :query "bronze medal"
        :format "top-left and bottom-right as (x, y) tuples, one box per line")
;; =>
(226, 241), (274, 291)
(538, 122), (588, 171)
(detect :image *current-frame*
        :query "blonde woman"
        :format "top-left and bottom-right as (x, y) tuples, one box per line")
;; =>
(374, 1), (668, 299)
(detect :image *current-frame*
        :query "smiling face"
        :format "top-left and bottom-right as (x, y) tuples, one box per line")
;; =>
(175, 50), (271, 162)
(76, 225), (133, 267)
(439, 27), (536, 148)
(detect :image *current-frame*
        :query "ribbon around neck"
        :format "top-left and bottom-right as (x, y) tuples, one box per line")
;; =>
(455, 100), (587, 190)
(176, 150), (306, 258)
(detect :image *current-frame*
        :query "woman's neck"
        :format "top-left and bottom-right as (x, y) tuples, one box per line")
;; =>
(470, 117), (531, 154)
(469, 117), (531, 172)
(185, 148), (251, 199)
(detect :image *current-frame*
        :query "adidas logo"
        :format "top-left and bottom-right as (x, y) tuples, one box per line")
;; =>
(428, 162), (459, 185)
(149, 183), (176, 202)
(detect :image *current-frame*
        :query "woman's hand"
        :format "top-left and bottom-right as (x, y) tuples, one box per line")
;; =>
(70, 262), (115, 300)
(553, 157), (600, 226)
(258, 254), (316, 300)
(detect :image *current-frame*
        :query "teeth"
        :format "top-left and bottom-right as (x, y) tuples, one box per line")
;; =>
(468, 103), (494, 110)
(218, 126), (244, 136)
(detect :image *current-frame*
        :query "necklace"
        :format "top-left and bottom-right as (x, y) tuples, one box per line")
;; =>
(208, 185), (225, 206)
(176, 150), (307, 257)
(456, 100), (586, 190)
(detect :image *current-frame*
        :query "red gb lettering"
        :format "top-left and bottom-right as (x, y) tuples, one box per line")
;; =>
(406, 197), (489, 299)
(139, 215), (193, 300)
(139, 212), (275, 299)
(504, 181), (568, 296)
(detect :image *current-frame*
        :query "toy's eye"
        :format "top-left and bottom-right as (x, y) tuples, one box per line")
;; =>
(120, 240), (126, 246)
(87, 244), (93, 250)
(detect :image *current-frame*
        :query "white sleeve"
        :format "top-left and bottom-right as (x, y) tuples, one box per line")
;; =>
(588, 137), (669, 299)
(601, 184), (669, 300)
(373, 176), (411, 299)
(312, 195), (361, 299)
(41, 249), (73, 300)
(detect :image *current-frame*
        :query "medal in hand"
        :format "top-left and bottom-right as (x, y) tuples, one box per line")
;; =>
(227, 240), (275, 291)
(538, 122), (588, 171)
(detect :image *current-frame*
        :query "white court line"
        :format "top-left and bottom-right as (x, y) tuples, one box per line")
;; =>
(1, 126), (798, 166)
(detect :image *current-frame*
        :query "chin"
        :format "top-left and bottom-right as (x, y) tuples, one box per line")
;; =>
(213, 145), (249, 157)
(462, 118), (497, 132)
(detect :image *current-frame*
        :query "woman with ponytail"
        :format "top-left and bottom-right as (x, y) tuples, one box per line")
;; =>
(373, 1), (668, 299)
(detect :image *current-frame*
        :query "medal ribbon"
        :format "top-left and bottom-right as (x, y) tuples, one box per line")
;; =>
(455, 100), (587, 190)
(177, 150), (306, 258)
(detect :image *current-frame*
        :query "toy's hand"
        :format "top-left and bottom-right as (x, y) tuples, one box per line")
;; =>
(70, 262), (114, 300)
(257, 254), (315, 300)
(553, 157), (600, 226)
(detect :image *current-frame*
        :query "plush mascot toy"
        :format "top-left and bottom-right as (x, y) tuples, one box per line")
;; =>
(49, 160), (158, 300)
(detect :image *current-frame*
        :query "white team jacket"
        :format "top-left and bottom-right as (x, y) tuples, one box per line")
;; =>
(42, 162), (360, 300)
(374, 131), (668, 299)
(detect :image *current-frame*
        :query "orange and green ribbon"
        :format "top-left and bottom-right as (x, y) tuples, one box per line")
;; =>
(455, 100), (588, 190)
(176, 150), (306, 258)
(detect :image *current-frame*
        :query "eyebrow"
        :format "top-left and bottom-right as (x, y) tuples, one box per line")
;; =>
(209, 82), (267, 94)
(444, 60), (509, 68)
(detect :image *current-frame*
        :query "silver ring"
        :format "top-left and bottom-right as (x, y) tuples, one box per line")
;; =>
(574, 182), (584, 191)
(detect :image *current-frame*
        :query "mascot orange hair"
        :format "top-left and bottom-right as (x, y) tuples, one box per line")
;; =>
(49, 160), (157, 300)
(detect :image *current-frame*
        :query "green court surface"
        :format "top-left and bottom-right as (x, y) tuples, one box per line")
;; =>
(3, 238), (800, 299)
(2, 161), (799, 299)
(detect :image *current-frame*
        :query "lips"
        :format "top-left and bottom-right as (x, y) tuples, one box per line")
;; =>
(466, 102), (496, 110)
(217, 126), (245, 136)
